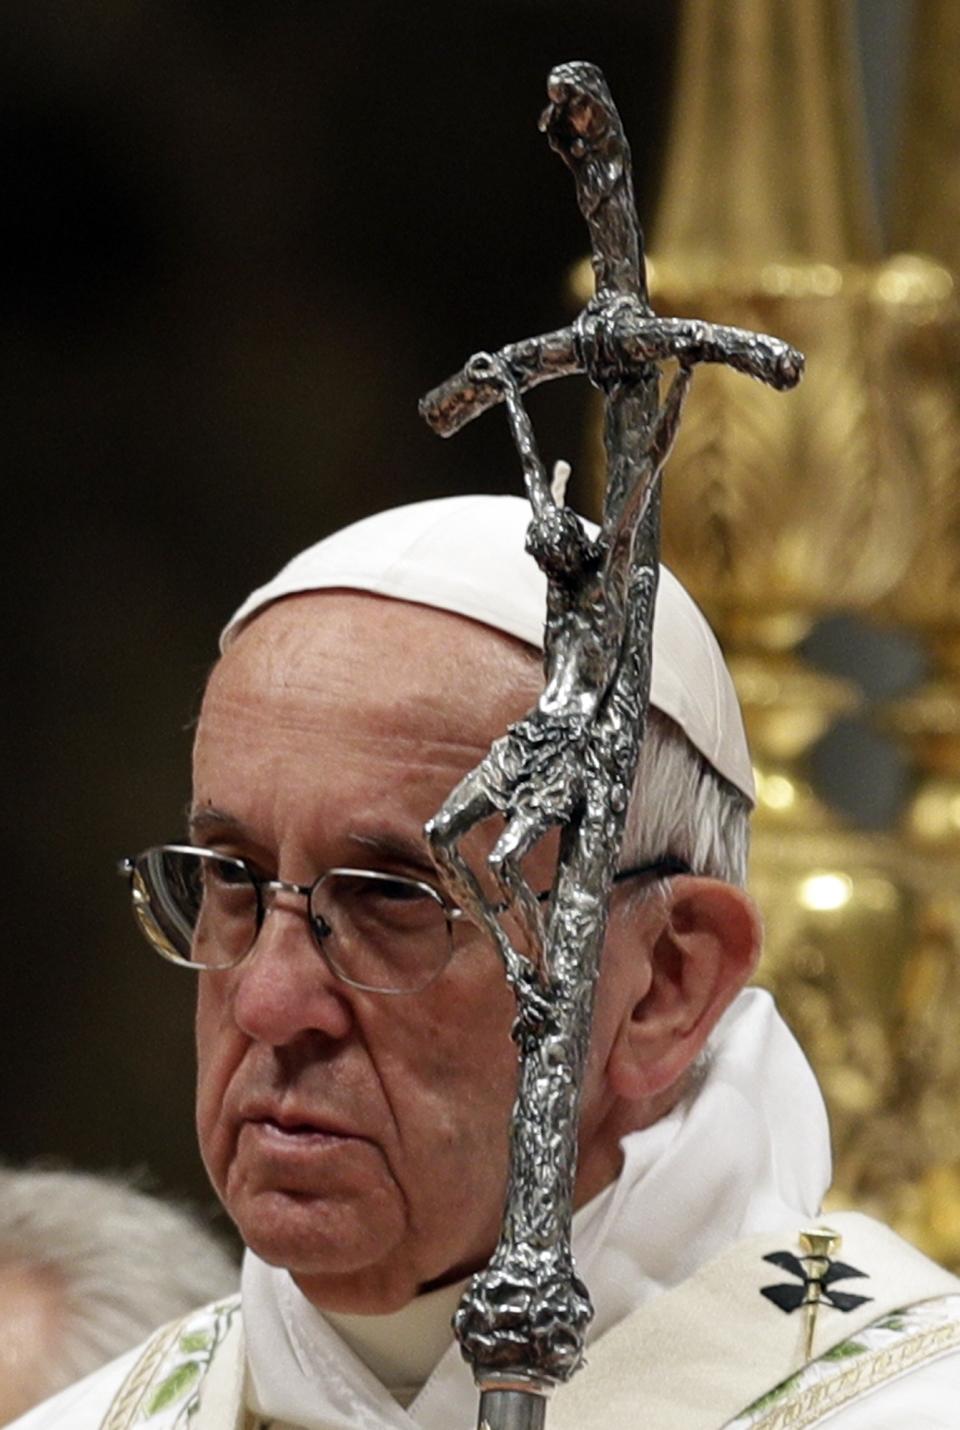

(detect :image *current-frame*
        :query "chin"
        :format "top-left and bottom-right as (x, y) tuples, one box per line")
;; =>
(231, 1183), (406, 1282)
(240, 1193), (421, 1314)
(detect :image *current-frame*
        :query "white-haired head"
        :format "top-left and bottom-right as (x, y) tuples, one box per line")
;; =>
(0, 1166), (238, 1424)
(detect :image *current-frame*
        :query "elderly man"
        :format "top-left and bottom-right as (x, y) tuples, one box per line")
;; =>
(14, 496), (960, 1429)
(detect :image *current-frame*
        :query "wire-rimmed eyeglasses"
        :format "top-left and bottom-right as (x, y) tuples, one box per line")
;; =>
(118, 844), (692, 995)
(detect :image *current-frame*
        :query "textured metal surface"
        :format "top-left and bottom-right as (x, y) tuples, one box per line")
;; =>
(421, 61), (803, 1404)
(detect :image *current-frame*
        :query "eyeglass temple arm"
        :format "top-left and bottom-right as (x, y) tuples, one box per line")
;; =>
(451, 856), (691, 920)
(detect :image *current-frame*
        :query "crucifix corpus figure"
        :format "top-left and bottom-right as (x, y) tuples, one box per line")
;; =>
(420, 61), (803, 1430)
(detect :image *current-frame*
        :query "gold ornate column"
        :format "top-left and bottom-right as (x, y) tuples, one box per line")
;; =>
(573, 1), (916, 826)
(881, 0), (960, 845)
(574, 0), (960, 1263)
(645, 0), (916, 829)
(869, 0), (960, 1266)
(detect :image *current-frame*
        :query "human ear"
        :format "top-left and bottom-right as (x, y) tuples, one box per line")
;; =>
(607, 879), (762, 1102)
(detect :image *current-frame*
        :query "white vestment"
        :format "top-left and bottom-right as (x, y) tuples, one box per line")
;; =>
(12, 990), (960, 1429)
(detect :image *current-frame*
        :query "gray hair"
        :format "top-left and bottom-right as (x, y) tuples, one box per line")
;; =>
(509, 643), (751, 887)
(622, 709), (751, 887)
(0, 1166), (238, 1421)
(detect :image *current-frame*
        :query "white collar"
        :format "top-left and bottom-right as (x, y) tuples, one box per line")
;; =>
(243, 988), (830, 1430)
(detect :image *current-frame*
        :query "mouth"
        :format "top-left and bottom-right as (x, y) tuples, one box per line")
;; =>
(250, 1120), (348, 1155)
(238, 1116), (362, 1178)
(240, 1102), (359, 1143)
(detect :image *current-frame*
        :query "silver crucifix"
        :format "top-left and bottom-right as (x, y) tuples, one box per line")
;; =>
(420, 62), (803, 1430)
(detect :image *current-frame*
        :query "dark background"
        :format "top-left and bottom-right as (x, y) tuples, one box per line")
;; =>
(1, 1), (912, 1226)
(2, 2), (681, 1222)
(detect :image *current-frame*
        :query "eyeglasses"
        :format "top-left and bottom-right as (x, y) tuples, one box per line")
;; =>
(118, 845), (692, 995)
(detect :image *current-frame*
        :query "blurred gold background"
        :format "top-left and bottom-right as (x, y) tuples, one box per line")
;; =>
(4, 1), (957, 1263)
(575, 0), (960, 1266)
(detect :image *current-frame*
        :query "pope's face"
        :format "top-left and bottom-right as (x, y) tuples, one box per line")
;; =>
(193, 592), (632, 1313)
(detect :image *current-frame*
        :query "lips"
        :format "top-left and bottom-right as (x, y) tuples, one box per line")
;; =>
(253, 1119), (353, 1150)
(238, 1113), (358, 1181)
(263, 1118), (326, 1136)
(238, 1100), (359, 1141)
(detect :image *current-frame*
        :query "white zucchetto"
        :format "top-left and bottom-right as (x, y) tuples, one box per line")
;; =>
(221, 494), (754, 803)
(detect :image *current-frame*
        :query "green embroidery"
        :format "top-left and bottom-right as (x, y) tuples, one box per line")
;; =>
(743, 1331), (868, 1413)
(143, 1363), (200, 1416)
(742, 1371), (801, 1414)
(136, 1297), (240, 1426)
(728, 1294), (960, 1428)
(822, 1338), (867, 1361)
(178, 1330), (214, 1354)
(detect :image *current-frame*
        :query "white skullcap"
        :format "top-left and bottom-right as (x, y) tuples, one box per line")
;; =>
(222, 495), (755, 803)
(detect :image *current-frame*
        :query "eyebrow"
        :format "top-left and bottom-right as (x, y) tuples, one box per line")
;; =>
(186, 809), (439, 879)
(347, 830), (439, 879)
(188, 807), (250, 840)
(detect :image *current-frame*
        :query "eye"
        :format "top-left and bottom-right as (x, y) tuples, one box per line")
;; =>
(323, 871), (445, 935)
(206, 856), (253, 886)
(373, 877), (435, 903)
(192, 853), (257, 915)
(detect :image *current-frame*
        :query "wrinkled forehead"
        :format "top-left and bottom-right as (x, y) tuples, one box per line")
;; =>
(203, 589), (542, 736)
(193, 592), (546, 854)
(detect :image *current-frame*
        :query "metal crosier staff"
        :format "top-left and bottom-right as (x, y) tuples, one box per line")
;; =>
(419, 62), (803, 1430)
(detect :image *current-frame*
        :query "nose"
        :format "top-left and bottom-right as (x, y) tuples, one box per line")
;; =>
(229, 892), (353, 1046)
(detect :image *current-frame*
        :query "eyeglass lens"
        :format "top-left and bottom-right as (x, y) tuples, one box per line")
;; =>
(128, 847), (454, 993)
